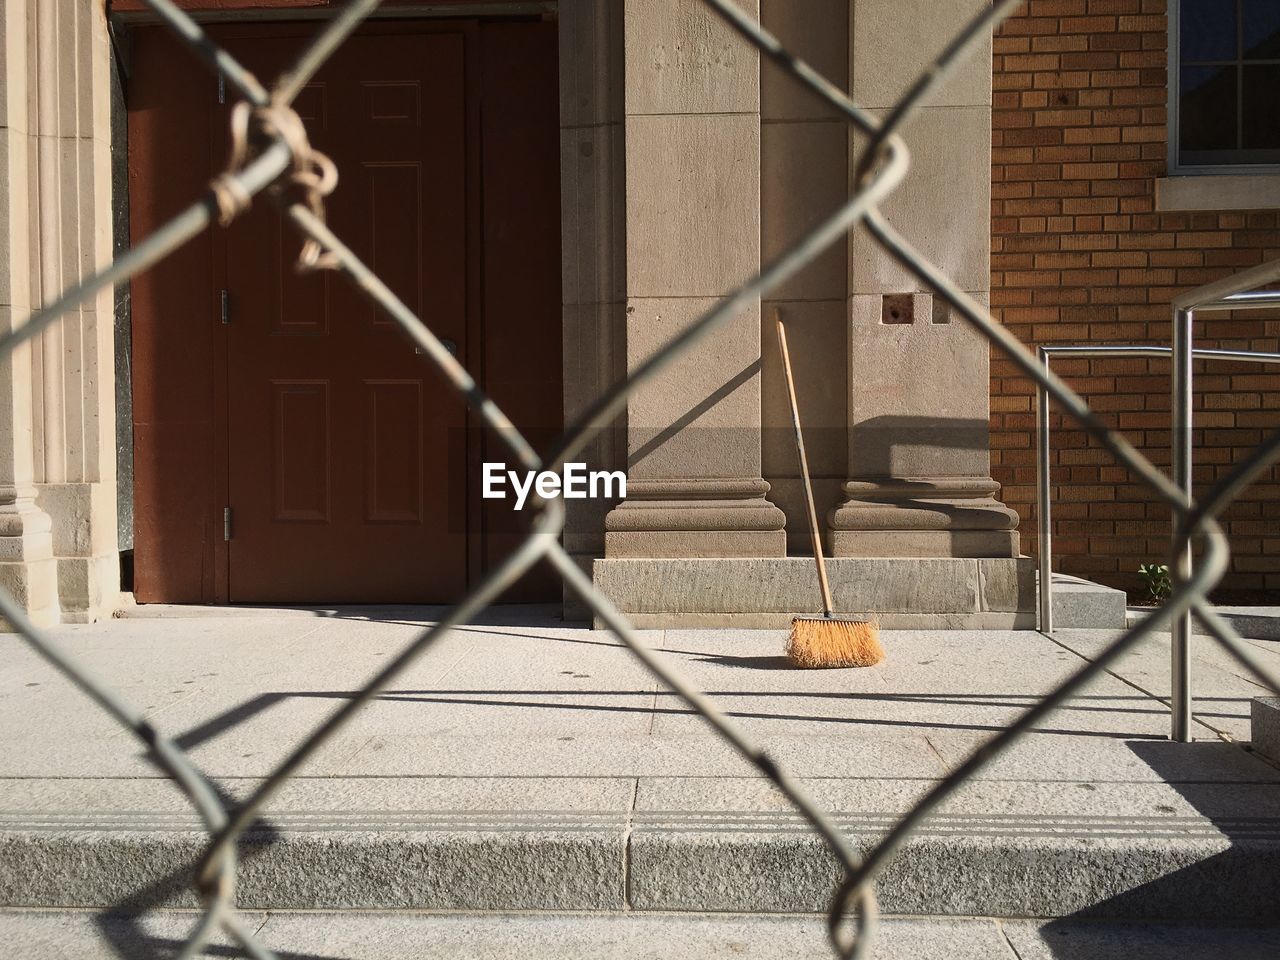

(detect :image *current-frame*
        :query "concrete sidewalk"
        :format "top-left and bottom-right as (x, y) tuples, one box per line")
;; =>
(2, 608), (1279, 952)
(3, 910), (1279, 960)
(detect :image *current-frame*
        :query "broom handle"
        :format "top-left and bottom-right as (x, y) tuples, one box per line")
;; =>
(775, 311), (835, 618)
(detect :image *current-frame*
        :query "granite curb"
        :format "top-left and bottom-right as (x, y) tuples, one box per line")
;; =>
(3, 805), (1278, 921)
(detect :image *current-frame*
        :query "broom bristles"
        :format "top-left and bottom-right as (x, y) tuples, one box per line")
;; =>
(786, 617), (884, 668)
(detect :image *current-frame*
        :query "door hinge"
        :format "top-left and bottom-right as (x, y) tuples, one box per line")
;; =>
(220, 289), (230, 325)
(218, 73), (226, 105)
(223, 507), (232, 542)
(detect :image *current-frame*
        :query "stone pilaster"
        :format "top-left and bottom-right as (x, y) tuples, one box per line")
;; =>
(605, 0), (785, 558)
(0, 0), (58, 626)
(830, 0), (1019, 559)
(0, 0), (118, 625)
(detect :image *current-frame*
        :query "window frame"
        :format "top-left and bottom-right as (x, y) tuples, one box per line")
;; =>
(1168, 0), (1280, 176)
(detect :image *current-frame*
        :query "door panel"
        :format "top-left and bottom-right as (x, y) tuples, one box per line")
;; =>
(129, 27), (221, 603)
(221, 31), (468, 603)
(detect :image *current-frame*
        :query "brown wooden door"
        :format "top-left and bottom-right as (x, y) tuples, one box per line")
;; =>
(128, 18), (562, 605)
(221, 30), (468, 603)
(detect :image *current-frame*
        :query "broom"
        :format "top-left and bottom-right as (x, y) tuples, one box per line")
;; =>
(775, 310), (884, 668)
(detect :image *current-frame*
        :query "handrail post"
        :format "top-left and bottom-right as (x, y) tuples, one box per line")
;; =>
(1171, 308), (1194, 742)
(1036, 347), (1052, 634)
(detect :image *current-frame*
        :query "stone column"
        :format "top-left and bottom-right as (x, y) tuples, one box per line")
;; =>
(0, 0), (117, 626)
(35, 0), (119, 622)
(830, 0), (1019, 558)
(604, 0), (786, 558)
(0, 0), (58, 626)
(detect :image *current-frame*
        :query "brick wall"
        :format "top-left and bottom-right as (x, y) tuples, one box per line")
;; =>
(990, 0), (1280, 598)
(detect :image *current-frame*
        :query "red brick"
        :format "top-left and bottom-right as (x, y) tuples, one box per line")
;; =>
(1060, 51), (1119, 69)
(1005, 53), (1062, 72)
(991, 4), (1276, 592)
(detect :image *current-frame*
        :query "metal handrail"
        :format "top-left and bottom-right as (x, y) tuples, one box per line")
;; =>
(1168, 263), (1280, 741)
(1036, 330), (1280, 742)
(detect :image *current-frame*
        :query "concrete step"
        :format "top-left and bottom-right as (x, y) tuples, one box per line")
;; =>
(1255, 697), (1280, 763)
(593, 557), (1037, 629)
(1214, 608), (1280, 642)
(4, 909), (1280, 960)
(3, 776), (1280, 923)
(1049, 573), (1128, 629)
(1127, 606), (1280, 641)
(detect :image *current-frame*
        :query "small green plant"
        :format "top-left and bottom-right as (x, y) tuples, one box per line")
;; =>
(1137, 562), (1172, 603)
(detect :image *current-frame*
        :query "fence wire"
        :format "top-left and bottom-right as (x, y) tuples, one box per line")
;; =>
(1, 1), (1279, 958)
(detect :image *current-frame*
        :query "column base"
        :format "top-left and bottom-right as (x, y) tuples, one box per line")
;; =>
(0, 491), (60, 629)
(604, 479), (787, 558)
(35, 482), (121, 624)
(53, 553), (121, 624)
(829, 477), (1021, 559)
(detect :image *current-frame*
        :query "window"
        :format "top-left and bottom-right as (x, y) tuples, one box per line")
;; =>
(1172, 0), (1280, 171)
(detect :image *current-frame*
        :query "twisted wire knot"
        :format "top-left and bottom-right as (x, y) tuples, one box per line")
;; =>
(209, 97), (340, 272)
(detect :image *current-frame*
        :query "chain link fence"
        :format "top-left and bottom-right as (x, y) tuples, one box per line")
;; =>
(2, 1), (1279, 957)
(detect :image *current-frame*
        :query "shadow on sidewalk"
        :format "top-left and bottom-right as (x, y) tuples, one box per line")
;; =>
(1034, 738), (1280, 958)
(90, 775), (297, 960)
(94, 915), (342, 960)
(168, 686), (1192, 745)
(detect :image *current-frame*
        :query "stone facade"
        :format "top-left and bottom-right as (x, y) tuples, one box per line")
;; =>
(0, 0), (1031, 626)
(593, 0), (1030, 623)
(0, 0), (119, 626)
